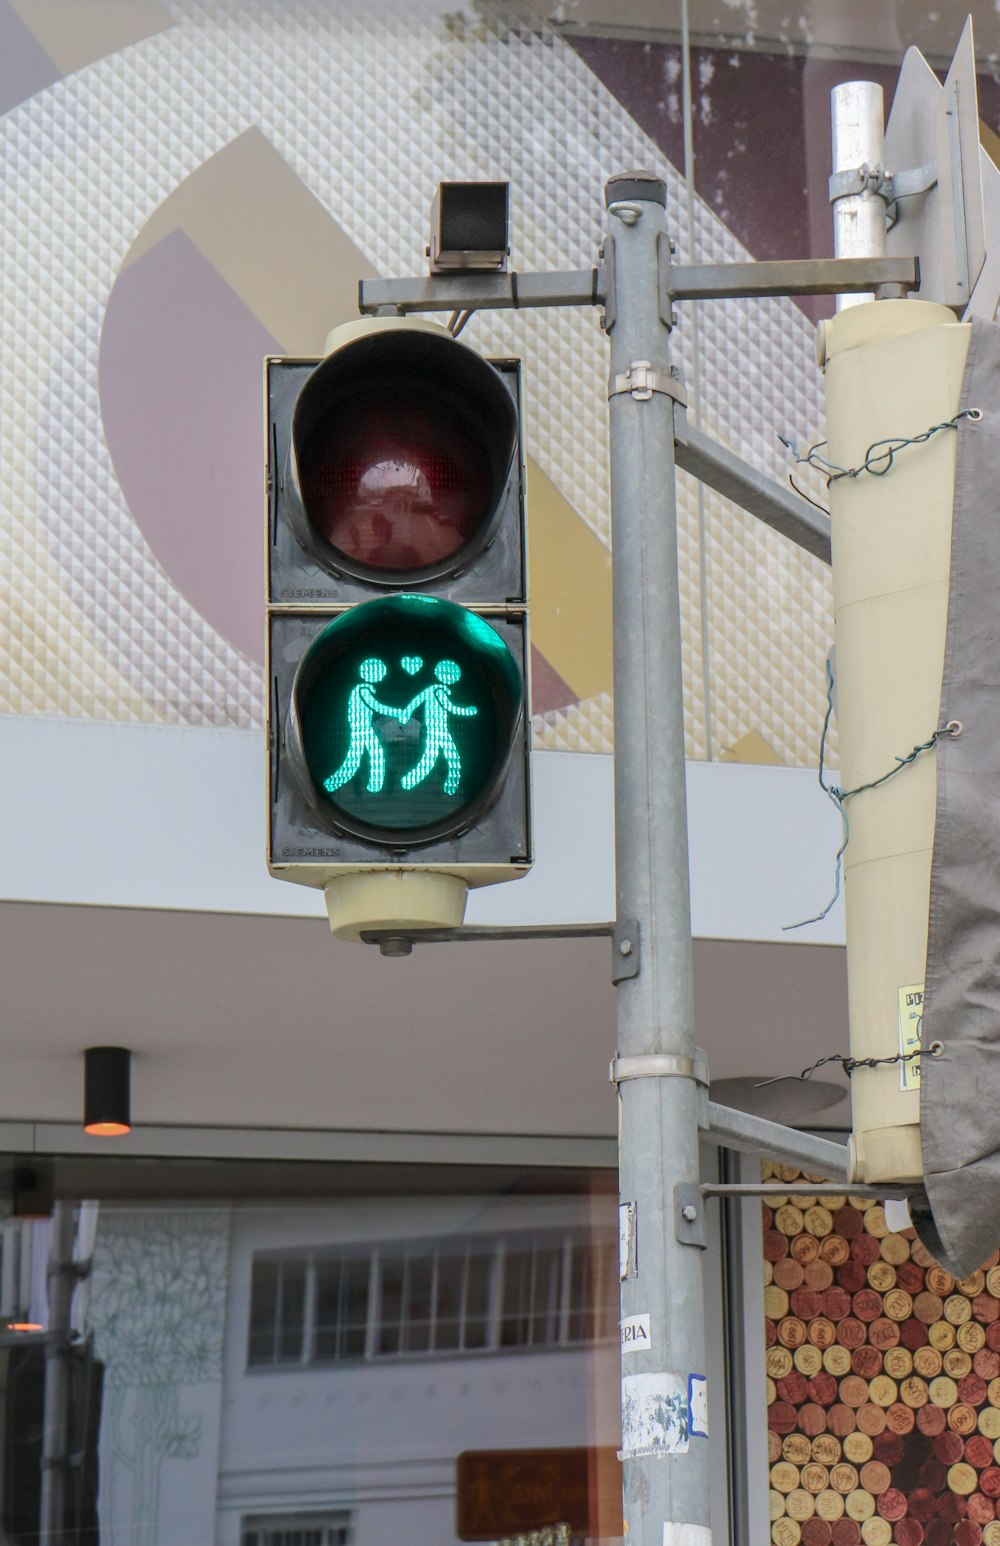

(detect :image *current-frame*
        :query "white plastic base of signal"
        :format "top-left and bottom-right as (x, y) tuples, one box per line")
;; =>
(323, 870), (469, 943)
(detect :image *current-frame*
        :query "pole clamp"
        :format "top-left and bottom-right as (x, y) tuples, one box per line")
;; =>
(609, 1050), (710, 1087)
(609, 361), (687, 405)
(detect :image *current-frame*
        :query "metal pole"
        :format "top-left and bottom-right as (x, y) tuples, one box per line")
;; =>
(831, 82), (886, 311)
(604, 172), (710, 1546)
(40, 1200), (76, 1544)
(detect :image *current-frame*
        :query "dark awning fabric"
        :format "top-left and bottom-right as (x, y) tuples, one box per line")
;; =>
(915, 315), (1000, 1277)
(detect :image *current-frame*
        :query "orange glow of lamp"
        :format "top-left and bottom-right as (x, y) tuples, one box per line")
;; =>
(83, 1046), (132, 1136)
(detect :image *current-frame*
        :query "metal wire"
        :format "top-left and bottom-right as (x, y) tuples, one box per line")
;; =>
(779, 408), (982, 486)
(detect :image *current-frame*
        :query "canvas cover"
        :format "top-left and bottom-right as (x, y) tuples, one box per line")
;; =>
(915, 315), (1000, 1276)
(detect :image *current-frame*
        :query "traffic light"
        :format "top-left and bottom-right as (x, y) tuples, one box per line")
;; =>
(266, 319), (532, 939)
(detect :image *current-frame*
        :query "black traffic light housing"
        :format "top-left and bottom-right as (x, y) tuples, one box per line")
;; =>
(266, 320), (532, 936)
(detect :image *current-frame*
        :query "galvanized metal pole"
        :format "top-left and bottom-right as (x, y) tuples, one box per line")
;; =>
(40, 1200), (77, 1544)
(831, 82), (886, 311)
(604, 172), (710, 1546)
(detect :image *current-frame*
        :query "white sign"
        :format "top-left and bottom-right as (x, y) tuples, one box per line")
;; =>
(621, 1313), (652, 1353)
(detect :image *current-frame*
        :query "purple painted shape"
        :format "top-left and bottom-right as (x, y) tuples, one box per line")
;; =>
(530, 644), (578, 715)
(99, 228), (281, 664)
(0, 0), (61, 114)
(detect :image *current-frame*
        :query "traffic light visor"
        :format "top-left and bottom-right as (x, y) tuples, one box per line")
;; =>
(286, 594), (524, 844)
(290, 328), (518, 583)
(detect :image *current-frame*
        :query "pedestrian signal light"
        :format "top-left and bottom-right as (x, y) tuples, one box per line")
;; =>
(266, 318), (531, 939)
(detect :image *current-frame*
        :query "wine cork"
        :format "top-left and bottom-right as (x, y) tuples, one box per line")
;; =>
(974, 1298), (1000, 1327)
(809, 1373), (840, 1407)
(845, 1489), (876, 1521)
(829, 1404), (859, 1437)
(913, 1292), (944, 1325)
(802, 1522), (834, 1546)
(832, 1521), (862, 1546)
(914, 1347), (944, 1379)
(949, 1405), (980, 1437)
(980, 1409), (1000, 1441)
(976, 1351), (1000, 1381)
(768, 1347), (796, 1379)
(771, 1490), (789, 1521)
(839, 1262), (867, 1294)
(874, 1488), (907, 1521)
(960, 1272), (988, 1299)
(990, 1322), (1000, 1352)
(853, 1347), (882, 1380)
(788, 1491), (818, 1521)
(929, 1321), (956, 1351)
(824, 1287), (853, 1321)
(766, 1285), (792, 1319)
(780, 1317), (809, 1349)
(813, 1435), (843, 1466)
(779, 1372), (811, 1404)
(965, 1435), (995, 1469)
(785, 1435), (814, 1465)
(816, 1491), (846, 1521)
(930, 1376), (960, 1407)
(772, 1517), (802, 1546)
(775, 1258), (807, 1291)
(830, 1464), (860, 1495)
(987, 1268), (1000, 1299)
(794, 1288), (825, 1320)
(949, 1461), (980, 1495)
(885, 1403), (915, 1434)
(825, 1346), (853, 1378)
(770, 1430), (784, 1463)
(901, 1320), (930, 1351)
(794, 1234), (821, 1264)
(860, 1518), (892, 1546)
(859, 1460), (891, 1494)
(802, 1463), (832, 1493)
(806, 1262), (836, 1293)
(927, 1266), (955, 1297)
(880, 1234), (911, 1265)
(916, 1404), (946, 1436)
(809, 1318), (837, 1351)
(853, 1290), (883, 1322)
(868, 1375), (898, 1408)
(968, 1496), (997, 1526)
(863, 1207), (888, 1239)
(984, 1521), (1000, 1546)
(867, 1262), (897, 1294)
(800, 1403), (829, 1437)
(960, 1371), (989, 1404)
(770, 1402), (798, 1434)
(858, 1403), (889, 1436)
(897, 1260), (927, 1294)
(840, 1377), (870, 1409)
(883, 1289), (914, 1322)
(839, 1319), (867, 1350)
(988, 1377), (1000, 1408)
(945, 1348), (975, 1379)
(935, 1430), (966, 1463)
(963, 1323), (990, 1354)
(768, 1377), (778, 1404)
(796, 1345), (825, 1377)
(911, 1239), (935, 1268)
(869, 1318), (901, 1350)
(851, 1236), (881, 1267)
(900, 1376), (930, 1409)
(947, 1294), (975, 1325)
(844, 1432), (874, 1465)
(822, 1237), (851, 1267)
(806, 1207), (835, 1239)
(765, 1260), (776, 1286)
(884, 1347), (913, 1380)
(766, 1230), (792, 1262)
(892, 1521), (924, 1546)
(982, 1470), (1000, 1501)
(772, 1462), (802, 1493)
(777, 1205), (807, 1236)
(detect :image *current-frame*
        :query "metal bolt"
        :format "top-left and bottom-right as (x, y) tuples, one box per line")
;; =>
(619, 938), (633, 957)
(608, 202), (642, 226)
(681, 1203), (698, 1222)
(379, 937), (413, 958)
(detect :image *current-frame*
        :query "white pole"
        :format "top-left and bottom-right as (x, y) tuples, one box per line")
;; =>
(831, 82), (886, 310)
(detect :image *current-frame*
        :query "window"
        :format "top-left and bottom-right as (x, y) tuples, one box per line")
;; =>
(247, 1230), (616, 1369)
(241, 1512), (352, 1546)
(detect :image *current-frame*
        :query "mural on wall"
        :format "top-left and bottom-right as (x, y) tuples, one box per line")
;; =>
(764, 1164), (1000, 1546)
(86, 1208), (229, 1545)
(0, 0), (843, 765)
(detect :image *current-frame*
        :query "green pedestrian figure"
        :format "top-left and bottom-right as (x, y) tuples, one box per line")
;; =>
(401, 660), (477, 796)
(324, 658), (404, 795)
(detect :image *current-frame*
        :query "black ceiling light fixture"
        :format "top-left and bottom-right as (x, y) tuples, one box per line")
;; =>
(83, 1046), (132, 1137)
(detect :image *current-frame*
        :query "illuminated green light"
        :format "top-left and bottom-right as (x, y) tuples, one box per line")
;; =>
(291, 595), (523, 841)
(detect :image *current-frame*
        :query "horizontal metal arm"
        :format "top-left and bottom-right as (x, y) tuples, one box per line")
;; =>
(673, 409), (831, 565)
(359, 270), (602, 314)
(703, 1099), (849, 1179)
(361, 922), (613, 955)
(665, 255), (918, 303)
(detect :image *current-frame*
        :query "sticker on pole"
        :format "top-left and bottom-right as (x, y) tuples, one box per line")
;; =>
(687, 1374), (708, 1437)
(663, 1526), (711, 1546)
(620, 1371), (689, 1458)
(621, 1314), (652, 1354)
(897, 983), (924, 1091)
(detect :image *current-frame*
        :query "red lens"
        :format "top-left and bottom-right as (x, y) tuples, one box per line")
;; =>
(300, 401), (489, 573)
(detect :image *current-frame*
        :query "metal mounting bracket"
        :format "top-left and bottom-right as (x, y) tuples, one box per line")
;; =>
(611, 919), (640, 982)
(675, 1183), (708, 1249)
(609, 362), (687, 405)
(610, 1051), (710, 1088)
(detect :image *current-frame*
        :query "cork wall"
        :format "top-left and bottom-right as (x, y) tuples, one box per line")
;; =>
(764, 1163), (1000, 1546)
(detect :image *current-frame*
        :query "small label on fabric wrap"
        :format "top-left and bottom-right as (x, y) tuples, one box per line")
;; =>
(620, 1371), (689, 1457)
(621, 1313), (652, 1352)
(897, 983), (924, 1090)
